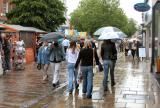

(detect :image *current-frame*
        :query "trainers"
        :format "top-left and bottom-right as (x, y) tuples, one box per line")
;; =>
(43, 75), (48, 81)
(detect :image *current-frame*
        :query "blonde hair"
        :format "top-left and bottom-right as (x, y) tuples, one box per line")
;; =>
(83, 40), (92, 48)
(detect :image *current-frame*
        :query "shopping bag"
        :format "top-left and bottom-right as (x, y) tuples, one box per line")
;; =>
(77, 67), (82, 84)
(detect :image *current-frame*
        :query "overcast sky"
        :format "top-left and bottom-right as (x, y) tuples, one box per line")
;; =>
(66, 0), (145, 24)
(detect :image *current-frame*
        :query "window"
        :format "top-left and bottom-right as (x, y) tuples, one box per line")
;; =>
(3, 2), (9, 15)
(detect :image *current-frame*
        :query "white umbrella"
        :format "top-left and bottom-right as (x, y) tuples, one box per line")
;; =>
(98, 32), (126, 40)
(94, 26), (122, 36)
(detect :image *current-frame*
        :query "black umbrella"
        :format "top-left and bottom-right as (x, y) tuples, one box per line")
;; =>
(40, 32), (64, 42)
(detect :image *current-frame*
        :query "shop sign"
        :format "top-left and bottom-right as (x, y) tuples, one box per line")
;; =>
(134, 3), (150, 12)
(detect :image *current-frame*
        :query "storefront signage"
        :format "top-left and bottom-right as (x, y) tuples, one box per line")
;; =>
(134, 3), (150, 12)
(139, 48), (146, 57)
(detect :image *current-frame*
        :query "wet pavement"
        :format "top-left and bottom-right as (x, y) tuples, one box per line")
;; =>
(0, 61), (67, 108)
(32, 54), (160, 108)
(0, 54), (160, 108)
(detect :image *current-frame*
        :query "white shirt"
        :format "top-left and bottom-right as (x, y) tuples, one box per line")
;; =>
(17, 40), (24, 46)
(66, 49), (79, 63)
(62, 39), (70, 47)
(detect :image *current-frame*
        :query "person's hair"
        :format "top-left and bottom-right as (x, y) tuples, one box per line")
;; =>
(54, 41), (59, 47)
(83, 40), (92, 49)
(69, 41), (76, 52)
(104, 40), (111, 45)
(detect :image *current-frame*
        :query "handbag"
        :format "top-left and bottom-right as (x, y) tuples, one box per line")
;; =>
(37, 63), (41, 70)
(98, 62), (103, 72)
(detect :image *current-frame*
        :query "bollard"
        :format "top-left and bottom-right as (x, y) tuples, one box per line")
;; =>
(156, 57), (160, 73)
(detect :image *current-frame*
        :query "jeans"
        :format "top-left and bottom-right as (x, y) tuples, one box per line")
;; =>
(110, 60), (116, 85)
(50, 62), (61, 84)
(103, 60), (112, 88)
(4, 52), (11, 70)
(81, 66), (93, 97)
(67, 63), (78, 92)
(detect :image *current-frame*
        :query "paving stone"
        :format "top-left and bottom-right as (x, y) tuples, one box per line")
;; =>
(126, 103), (146, 108)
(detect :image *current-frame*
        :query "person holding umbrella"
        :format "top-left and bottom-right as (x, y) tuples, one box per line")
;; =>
(49, 41), (65, 87)
(101, 40), (117, 91)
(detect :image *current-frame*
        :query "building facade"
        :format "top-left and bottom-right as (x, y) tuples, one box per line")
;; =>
(0, 0), (13, 23)
(151, 0), (160, 72)
(144, 0), (160, 72)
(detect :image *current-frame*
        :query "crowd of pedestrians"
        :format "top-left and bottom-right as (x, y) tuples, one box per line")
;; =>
(37, 37), (117, 99)
(0, 33), (26, 74)
(123, 39), (142, 60)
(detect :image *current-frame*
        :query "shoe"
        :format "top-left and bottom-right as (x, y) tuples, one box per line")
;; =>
(69, 91), (72, 95)
(52, 83), (56, 87)
(104, 87), (108, 91)
(56, 81), (59, 85)
(43, 75), (47, 81)
(111, 82), (116, 87)
(86, 95), (92, 99)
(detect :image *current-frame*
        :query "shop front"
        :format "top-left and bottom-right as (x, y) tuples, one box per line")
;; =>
(151, 0), (160, 72)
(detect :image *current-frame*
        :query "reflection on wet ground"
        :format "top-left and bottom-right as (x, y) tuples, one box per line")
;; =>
(0, 54), (159, 108)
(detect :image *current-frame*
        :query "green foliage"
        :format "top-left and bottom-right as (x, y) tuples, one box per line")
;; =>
(6, 0), (66, 31)
(122, 19), (137, 37)
(70, 0), (137, 36)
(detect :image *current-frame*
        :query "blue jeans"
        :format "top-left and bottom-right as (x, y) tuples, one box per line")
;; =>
(81, 66), (93, 97)
(67, 63), (78, 92)
(110, 60), (116, 85)
(103, 60), (112, 88)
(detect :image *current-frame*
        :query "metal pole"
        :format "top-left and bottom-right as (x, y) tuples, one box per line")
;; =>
(151, 5), (156, 73)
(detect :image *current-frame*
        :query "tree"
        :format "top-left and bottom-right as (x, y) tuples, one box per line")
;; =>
(70, 0), (137, 36)
(6, 0), (66, 32)
(122, 19), (137, 37)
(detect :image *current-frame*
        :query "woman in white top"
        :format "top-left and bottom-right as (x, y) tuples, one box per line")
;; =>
(66, 41), (79, 94)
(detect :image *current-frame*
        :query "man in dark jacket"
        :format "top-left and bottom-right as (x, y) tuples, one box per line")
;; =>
(101, 40), (117, 91)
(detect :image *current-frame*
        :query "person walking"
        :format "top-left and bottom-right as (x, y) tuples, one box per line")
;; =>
(66, 41), (79, 94)
(2, 35), (12, 72)
(49, 41), (65, 87)
(110, 42), (117, 86)
(101, 40), (117, 91)
(124, 39), (129, 56)
(37, 41), (50, 81)
(62, 36), (70, 53)
(131, 40), (137, 60)
(75, 40), (99, 99)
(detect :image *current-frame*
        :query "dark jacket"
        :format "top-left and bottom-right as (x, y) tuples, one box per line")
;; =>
(101, 42), (117, 60)
(49, 46), (65, 63)
(75, 48), (99, 68)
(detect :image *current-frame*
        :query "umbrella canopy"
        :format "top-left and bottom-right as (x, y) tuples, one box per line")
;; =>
(98, 32), (126, 40)
(93, 26), (122, 36)
(40, 32), (64, 42)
